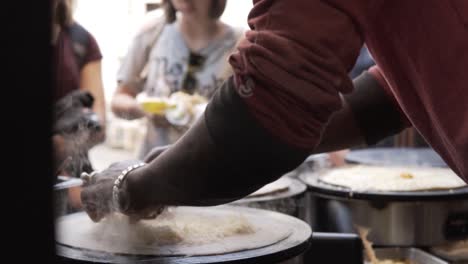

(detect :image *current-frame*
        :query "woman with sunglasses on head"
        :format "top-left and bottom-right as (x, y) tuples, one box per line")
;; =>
(111, 0), (243, 159)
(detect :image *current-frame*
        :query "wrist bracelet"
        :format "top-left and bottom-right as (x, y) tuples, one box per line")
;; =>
(112, 162), (146, 212)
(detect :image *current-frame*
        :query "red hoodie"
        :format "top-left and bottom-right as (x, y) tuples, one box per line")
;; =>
(229, 0), (468, 180)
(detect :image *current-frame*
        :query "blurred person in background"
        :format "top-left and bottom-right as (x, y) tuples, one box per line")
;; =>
(349, 46), (375, 80)
(52, 0), (106, 179)
(111, 0), (243, 159)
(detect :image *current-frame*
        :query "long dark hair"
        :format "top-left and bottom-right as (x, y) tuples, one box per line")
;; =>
(163, 0), (227, 23)
(54, 0), (73, 27)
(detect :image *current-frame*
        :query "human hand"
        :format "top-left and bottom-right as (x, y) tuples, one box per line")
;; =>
(80, 160), (164, 222)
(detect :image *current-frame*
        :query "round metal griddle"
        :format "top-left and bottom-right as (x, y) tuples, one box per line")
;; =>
(299, 168), (468, 246)
(56, 206), (312, 264)
(309, 147), (466, 201)
(300, 170), (468, 201)
(235, 178), (306, 204)
(345, 147), (448, 167)
(232, 178), (308, 219)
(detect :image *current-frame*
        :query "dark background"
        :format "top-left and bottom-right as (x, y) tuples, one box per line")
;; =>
(2, 0), (56, 262)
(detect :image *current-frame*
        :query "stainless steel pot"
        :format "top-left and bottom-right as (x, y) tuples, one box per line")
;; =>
(300, 171), (468, 246)
(371, 247), (448, 264)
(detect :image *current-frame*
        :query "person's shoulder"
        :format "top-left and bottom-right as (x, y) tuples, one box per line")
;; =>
(221, 24), (245, 50)
(66, 22), (101, 54)
(135, 9), (166, 37)
(68, 22), (94, 39)
(226, 24), (245, 40)
(234, 26), (246, 37)
(67, 21), (102, 51)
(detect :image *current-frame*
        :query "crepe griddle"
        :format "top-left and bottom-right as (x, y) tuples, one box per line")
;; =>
(56, 206), (311, 264)
(316, 147), (467, 201)
(236, 178), (306, 203)
(231, 177), (308, 219)
(300, 169), (468, 202)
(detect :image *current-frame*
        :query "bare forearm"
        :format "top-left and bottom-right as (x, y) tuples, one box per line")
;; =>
(314, 71), (408, 154)
(122, 79), (309, 211)
(111, 91), (145, 120)
(80, 61), (106, 125)
(120, 72), (408, 211)
(313, 98), (365, 154)
(125, 119), (257, 208)
(92, 96), (106, 126)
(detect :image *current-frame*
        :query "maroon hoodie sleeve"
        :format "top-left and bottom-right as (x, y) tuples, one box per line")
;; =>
(229, 0), (364, 150)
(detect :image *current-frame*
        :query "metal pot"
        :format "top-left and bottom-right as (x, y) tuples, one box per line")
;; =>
(370, 247), (448, 264)
(300, 171), (468, 246)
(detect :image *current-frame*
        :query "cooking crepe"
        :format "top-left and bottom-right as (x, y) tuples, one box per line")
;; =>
(56, 206), (292, 256)
(318, 165), (466, 192)
(248, 177), (291, 197)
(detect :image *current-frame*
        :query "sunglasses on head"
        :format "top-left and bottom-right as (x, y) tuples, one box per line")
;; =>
(181, 52), (205, 94)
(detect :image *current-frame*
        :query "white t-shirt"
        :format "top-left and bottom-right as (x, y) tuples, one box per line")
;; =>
(117, 16), (242, 157)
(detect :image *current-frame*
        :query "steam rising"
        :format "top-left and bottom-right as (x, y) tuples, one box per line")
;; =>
(61, 128), (94, 177)
(54, 91), (103, 178)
